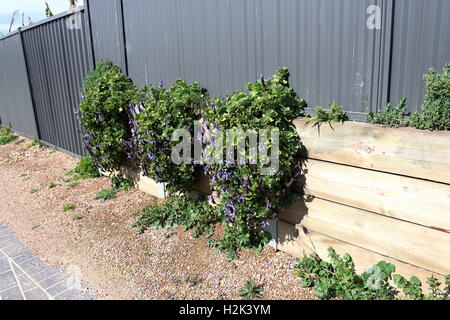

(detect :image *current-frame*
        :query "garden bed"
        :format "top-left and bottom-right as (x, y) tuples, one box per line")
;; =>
(113, 118), (450, 288)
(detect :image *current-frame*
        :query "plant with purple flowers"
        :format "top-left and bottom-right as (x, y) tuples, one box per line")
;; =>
(202, 67), (307, 260)
(130, 79), (209, 193)
(77, 59), (137, 172)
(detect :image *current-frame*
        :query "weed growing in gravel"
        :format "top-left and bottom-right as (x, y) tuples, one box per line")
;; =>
(0, 126), (18, 145)
(67, 156), (101, 181)
(31, 225), (40, 230)
(95, 189), (118, 201)
(133, 195), (218, 239)
(29, 188), (39, 194)
(239, 280), (264, 300)
(68, 182), (80, 189)
(110, 174), (133, 191)
(74, 215), (84, 220)
(63, 204), (75, 212)
(48, 182), (57, 189)
(294, 247), (450, 300)
(27, 137), (40, 148)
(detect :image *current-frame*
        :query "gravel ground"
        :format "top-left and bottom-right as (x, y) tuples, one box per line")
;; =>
(0, 134), (313, 300)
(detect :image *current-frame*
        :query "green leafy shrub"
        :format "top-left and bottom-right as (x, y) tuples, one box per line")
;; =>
(133, 195), (218, 239)
(129, 80), (208, 194)
(67, 155), (100, 181)
(202, 67), (306, 260)
(393, 274), (450, 300)
(77, 59), (137, 172)
(410, 63), (450, 130)
(0, 126), (18, 145)
(110, 174), (133, 191)
(239, 280), (264, 299)
(366, 97), (410, 128)
(308, 102), (349, 123)
(366, 64), (449, 130)
(95, 189), (118, 201)
(294, 248), (450, 300)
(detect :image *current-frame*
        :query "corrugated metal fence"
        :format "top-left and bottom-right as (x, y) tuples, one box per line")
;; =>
(0, 7), (92, 156)
(0, 1), (449, 156)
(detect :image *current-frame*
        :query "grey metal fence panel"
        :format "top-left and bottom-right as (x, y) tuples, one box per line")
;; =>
(388, 0), (450, 112)
(21, 8), (93, 156)
(0, 33), (38, 137)
(87, 0), (127, 70)
(122, 0), (389, 119)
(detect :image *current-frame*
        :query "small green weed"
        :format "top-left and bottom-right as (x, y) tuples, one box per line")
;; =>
(29, 189), (39, 194)
(239, 280), (264, 300)
(63, 204), (75, 212)
(27, 139), (39, 148)
(0, 126), (18, 145)
(68, 182), (80, 189)
(66, 156), (100, 181)
(95, 189), (118, 201)
(48, 182), (57, 189)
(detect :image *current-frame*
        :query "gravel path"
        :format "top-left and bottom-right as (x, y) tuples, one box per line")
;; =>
(0, 134), (313, 300)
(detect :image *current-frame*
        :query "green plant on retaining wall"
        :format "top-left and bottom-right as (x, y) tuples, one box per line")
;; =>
(366, 97), (410, 128)
(294, 248), (450, 300)
(367, 63), (450, 130)
(129, 80), (208, 194)
(307, 102), (349, 123)
(201, 67), (307, 260)
(77, 59), (138, 172)
(410, 63), (450, 131)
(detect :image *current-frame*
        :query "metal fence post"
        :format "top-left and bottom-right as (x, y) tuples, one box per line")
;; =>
(84, 0), (97, 69)
(117, 0), (129, 76)
(17, 27), (41, 140)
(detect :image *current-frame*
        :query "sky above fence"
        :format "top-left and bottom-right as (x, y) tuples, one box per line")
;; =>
(0, 0), (84, 35)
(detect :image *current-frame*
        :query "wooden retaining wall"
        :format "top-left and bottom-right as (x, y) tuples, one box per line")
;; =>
(114, 119), (450, 284)
(278, 119), (450, 284)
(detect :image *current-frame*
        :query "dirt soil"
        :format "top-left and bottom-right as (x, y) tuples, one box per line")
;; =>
(0, 134), (313, 300)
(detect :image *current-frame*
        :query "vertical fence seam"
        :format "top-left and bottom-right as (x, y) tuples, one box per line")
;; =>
(17, 27), (41, 140)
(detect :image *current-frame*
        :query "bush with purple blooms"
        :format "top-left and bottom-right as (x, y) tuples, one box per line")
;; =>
(77, 59), (137, 172)
(202, 67), (307, 260)
(129, 79), (208, 193)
